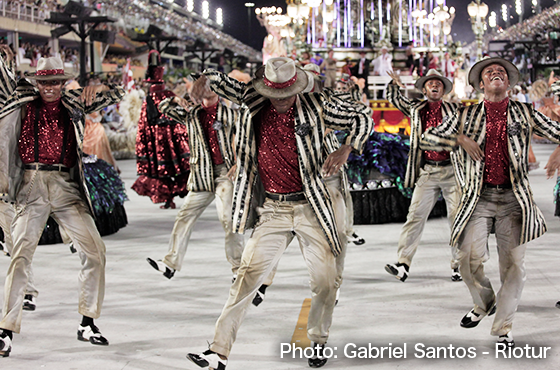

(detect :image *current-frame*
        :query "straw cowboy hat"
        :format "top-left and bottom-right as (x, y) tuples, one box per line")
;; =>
(253, 57), (308, 99)
(468, 56), (520, 94)
(414, 69), (453, 95)
(25, 56), (75, 80)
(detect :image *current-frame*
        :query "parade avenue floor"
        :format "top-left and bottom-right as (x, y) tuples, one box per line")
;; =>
(1, 142), (560, 370)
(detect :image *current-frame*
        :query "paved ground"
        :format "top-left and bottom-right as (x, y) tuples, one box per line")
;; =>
(1, 142), (560, 370)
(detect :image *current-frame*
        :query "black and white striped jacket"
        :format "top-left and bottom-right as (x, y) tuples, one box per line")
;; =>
(420, 84), (560, 246)
(159, 99), (237, 192)
(204, 70), (373, 256)
(0, 55), (125, 213)
(387, 82), (460, 188)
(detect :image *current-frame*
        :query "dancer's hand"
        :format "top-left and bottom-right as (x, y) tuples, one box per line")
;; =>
(323, 145), (352, 177)
(549, 71), (559, 87)
(387, 71), (404, 89)
(227, 164), (237, 181)
(80, 84), (109, 106)
(173, 96), (192, 110)
(0, 45), (14, 64)
(545, 145), (560, 179)
(457, 134), (483, 161)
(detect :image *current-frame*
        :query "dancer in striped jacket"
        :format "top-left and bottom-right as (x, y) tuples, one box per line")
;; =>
(0, 47), (124, 357)
(385, 69), (462, 282)
(147, 76), (244, 280)
(186, 57), (372, 369)
(421, 57), (560, 348)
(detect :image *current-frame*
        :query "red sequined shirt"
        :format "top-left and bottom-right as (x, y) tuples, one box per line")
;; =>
(255, 103), (303, 194)
(421, 100), (450, 162)
(200, 101), (224, 166)
(19, 98), (77, 168)
(483, 98), (510, 185)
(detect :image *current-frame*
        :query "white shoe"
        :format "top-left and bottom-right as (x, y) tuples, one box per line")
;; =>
(0, 332), (12, 357)
(77, 324), (109, 346)
(187, 349), (227, 369)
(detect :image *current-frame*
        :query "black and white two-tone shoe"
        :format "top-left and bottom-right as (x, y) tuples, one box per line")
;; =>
(146, 258), (175, 279)
(187, 349), (227, 370)
(0, 331), (12, 357)
(77, 324), (109, 346)
(23, 294), (36, 311)
(460, 303), (496, 328)
(308, 342), (328, 368)
(497, 332), (515, 348)
(384, 262), (409, 282)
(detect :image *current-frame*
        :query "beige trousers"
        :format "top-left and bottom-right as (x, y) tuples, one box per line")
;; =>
(262, 172), (348, 287)
(397, 163), (460, 268)
(210, 198), (338, 357)
(0, 202), (38, 298)
(163, 164), (244, 274)
(0, 169), (106, 333)
(457, 188), (526, 336)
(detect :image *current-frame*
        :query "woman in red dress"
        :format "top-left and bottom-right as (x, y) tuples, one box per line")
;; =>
(132, 51), (190, 209)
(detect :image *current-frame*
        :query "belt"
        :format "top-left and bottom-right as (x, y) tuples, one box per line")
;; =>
(483, 183), (512, 190)
(266, 192), (306, 202)
(24, 163), (70, 173)
(424, 159), (451, 166)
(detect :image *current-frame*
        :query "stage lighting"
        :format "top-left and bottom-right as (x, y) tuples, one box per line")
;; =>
(51, 25), (72, 38)
(90, 30), (116, 44)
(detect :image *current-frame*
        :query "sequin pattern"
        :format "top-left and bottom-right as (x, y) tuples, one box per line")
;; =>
(200, 101), (224, 165)
(421, 100), (450, 162)
(19, 98), (77, 167)
(483, 98), (510, 185)
(132, 87), (191, 204)
(256, 103), (303, 194)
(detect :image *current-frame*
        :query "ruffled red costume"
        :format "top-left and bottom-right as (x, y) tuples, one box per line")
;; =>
(132, 84), (190, 204)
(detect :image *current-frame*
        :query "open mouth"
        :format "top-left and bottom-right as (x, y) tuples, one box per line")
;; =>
(492, 76), (503, 82)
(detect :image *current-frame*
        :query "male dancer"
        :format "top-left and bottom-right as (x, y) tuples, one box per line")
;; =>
(147, 76), (244, 280)
(384, 69), (462, 282)
(251, 64), (369, 307)
(0, 48), (124, 356)
(186, 57), (372, 369)
(421, 57), (560, 347)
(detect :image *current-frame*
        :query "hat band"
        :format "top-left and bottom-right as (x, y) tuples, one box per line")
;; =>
(36, 69), (64, 76)
(263, 73), (297, 89)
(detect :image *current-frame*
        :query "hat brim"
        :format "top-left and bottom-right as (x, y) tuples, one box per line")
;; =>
(414, 75), (453, 95)
(26, 71), (75, 81)
(468, 57), (520, 94)
(253, 65), (309, 99)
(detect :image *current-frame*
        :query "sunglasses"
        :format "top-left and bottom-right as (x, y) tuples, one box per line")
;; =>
(37, 80), (64, 86)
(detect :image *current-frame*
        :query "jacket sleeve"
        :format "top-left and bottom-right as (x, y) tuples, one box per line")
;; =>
(387, 81), (412, 117)
(203, 69), (251, 106)
(0, 52), (16, 108)
(158, 97), (188, 124)
(420, 108), (462, 151)
(322, 93), (373, 153)
(530, 107), (560, 144)
(65, 84), (125, 114)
